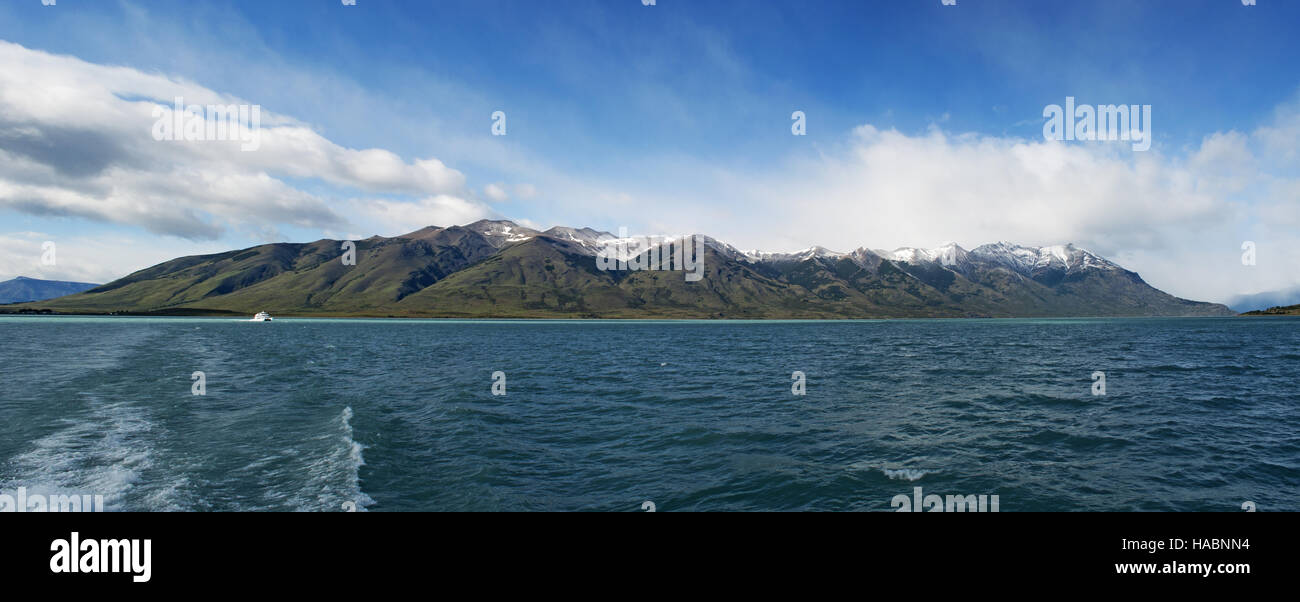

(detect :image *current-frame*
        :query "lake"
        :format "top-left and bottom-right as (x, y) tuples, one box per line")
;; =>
(1, 316), (1296, 511)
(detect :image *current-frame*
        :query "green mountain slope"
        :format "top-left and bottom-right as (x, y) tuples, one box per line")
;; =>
(5, 220), (1235, 318)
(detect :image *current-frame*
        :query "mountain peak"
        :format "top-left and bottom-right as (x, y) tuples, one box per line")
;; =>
(397, 225), (444, 239)
(462, 219), (539, 247)
(879, 243), (968, 266)
(969, 241), (1119, 274)
(743, 245), (846, 262)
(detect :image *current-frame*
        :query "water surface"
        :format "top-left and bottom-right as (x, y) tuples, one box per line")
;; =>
(1, 316), (1296, 511)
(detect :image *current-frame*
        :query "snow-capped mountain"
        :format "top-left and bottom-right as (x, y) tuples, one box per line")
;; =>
(745, 246), (847, 263)
(967, 242), (1122, 276)
(877, 242), (968, 267)
(744, 239), (1119, 280)
(463, 219), (540, 248)
(542, 226), (617, 253)
(508, 223), (1116, 282)
(463, 221), (1151, 294)
(11, 218), (1233, 318)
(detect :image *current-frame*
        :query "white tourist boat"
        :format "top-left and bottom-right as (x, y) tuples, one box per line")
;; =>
(250, 311), (272, 322)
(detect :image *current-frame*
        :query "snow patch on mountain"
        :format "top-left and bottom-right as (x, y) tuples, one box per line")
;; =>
(878, 242), (968, 266)
(969, 242), (1121, 275)
(464, 219), (539, 247)
(542, 226), (617, 254)
(744, 246), (847, 263)
(423, 220), (1125, 280)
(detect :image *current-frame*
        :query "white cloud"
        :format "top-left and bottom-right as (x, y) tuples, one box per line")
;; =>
(0, 40), (467, 240)
(1255, 95), (1300, 166)
(606, 102), (1300, 304)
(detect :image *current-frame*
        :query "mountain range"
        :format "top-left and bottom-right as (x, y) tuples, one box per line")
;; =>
(0, 276), (100, 304)
(3, 219), (1235, 318)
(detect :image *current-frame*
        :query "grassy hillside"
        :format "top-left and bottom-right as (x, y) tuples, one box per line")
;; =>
(4, 222), (1236, 319)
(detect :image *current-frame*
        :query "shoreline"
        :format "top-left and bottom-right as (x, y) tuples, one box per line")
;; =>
(0, 308), (1262, 320)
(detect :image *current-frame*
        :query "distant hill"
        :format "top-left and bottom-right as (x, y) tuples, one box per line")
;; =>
(0, 276), (100, 304)
(3, 219), (1235, 318)
(1227, 286), (1300, 313)
(1241, 304), (1300, 316)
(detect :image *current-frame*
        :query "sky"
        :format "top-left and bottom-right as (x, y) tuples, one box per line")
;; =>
(0, 0), (1297, 304)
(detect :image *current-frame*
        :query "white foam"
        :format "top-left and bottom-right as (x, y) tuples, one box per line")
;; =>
(305, 406), (375, 512)
(2, 401), (162, 511)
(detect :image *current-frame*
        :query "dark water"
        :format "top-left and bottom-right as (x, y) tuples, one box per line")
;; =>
(1, 316), (1296, 512)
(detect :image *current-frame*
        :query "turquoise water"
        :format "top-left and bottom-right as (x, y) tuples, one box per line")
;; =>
(0, 316), (1296, 511)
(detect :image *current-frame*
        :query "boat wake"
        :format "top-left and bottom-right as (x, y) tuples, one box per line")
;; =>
(1, 400), (186, 511)
(302, 407), (375, 512)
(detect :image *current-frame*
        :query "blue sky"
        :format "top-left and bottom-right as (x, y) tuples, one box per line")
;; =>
(0, 0), (1298, 303)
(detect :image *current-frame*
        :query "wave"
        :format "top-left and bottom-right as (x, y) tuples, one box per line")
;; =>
(0, 400), (175, 511)
(341, 407), (375, 511)
(305, 406), (375, 512)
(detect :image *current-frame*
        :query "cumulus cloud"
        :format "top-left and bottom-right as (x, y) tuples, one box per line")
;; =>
(715, 125), (1205, 252)
(621, 100), (1300, 303)
(0, 40), (467, 240)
